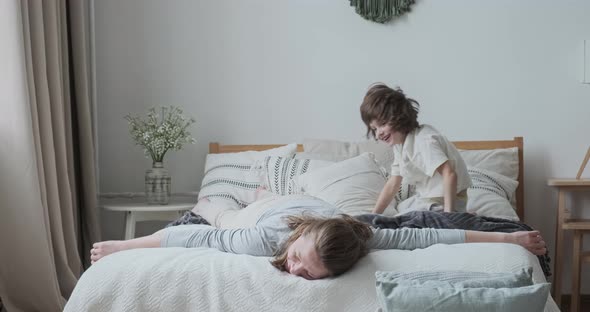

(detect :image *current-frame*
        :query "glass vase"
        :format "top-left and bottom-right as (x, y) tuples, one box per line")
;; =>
(145, 161), (171, 204)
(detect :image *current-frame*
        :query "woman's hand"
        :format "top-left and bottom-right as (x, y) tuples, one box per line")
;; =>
(507, 231), (547, 255)
(464, 230), (547, 256)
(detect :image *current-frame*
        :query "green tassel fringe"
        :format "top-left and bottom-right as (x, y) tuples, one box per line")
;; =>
(349, 0), (415, 24)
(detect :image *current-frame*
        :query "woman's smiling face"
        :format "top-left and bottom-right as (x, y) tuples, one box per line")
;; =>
(284, 235), (329, 280)
(369, 120), (406, 146)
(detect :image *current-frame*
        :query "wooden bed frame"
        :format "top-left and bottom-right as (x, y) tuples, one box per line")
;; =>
(209, 137), (524, 219)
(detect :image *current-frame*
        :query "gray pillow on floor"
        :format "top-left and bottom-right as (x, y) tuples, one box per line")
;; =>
(376, 267), (534, 289)
(375, 268), (550, 312)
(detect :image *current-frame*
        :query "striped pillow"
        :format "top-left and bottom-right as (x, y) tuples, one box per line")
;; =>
(262, 156), (334, 195)
(395, 179), (415, 203)
(466, 167), (519, 221)
(198, 144), (298, 209)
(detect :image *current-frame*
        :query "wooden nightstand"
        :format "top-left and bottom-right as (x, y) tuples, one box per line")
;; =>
(547, 178), (590, 312)
(101, 201), (196, 239)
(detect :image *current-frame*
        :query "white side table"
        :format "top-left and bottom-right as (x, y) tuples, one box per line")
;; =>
(101, 201), (196, 239)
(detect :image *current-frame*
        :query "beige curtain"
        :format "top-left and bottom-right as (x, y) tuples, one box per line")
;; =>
(0, 0), (100, 311)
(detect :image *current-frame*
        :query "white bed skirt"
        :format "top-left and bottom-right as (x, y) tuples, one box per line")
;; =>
(65, 243), (558, 312)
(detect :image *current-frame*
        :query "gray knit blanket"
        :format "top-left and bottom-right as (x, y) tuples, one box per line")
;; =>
(355, 211), (551, 278)
(166, 211), (210, 227)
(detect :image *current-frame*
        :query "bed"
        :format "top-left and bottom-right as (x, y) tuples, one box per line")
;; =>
(65, 137), (559, 312)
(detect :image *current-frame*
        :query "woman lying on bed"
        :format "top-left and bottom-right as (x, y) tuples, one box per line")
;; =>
(90, 194), (547, 280)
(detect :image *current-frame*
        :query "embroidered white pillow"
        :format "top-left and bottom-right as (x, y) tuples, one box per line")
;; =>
(262, 156), (334, 195)
(459, 147), (519, 181)
(460, 147), (519, 210)
(199, 144), (298, 209)
(395, 180), (415, 203)
(466, 167), (519, 221)
(296, 153), (397, 216)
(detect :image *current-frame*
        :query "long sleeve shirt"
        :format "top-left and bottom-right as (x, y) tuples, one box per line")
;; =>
(161, 198), (465, 256)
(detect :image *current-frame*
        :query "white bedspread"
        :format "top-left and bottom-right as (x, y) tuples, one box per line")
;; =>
(65, 243), (558, 312)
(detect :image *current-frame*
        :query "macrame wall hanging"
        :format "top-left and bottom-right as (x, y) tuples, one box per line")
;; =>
(349, 0), (416, 24)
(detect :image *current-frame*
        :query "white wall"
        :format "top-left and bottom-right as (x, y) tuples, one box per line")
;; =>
(94, 0), (590, 293)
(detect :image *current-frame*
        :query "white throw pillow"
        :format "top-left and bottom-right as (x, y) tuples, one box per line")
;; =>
(460, 147), (520, 211)
(302, 138), (394, 173)
(199, 144), (298, 209)
(466, 167), (519, 221)
(296, 153), (397, 216)
(262, 156), (334, 195)
(459, 148), (519, 181)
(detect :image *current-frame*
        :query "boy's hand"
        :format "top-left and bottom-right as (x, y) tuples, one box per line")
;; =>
(373, 175), (402, 214)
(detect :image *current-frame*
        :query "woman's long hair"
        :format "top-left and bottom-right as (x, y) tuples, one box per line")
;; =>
(271, 214), (373, 277)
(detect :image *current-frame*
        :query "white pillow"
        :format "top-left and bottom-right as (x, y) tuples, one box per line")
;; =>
(199, 144), (298, 209)
(262, 156), (334, 195)
(466, 167), (519, 221)
(296, 153), (397, 216)
(302, 138), (394, 173)
(459, 147), (519, 181)
(460, 147), (520, 211)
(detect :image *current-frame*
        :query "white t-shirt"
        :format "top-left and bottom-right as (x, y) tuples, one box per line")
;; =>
(391, 124), (472, 198)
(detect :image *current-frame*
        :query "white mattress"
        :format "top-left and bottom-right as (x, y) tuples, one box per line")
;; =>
(65, 243), (558, 312)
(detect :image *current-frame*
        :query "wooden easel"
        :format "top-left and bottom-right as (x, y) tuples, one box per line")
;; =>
(576, 147), (590, 180)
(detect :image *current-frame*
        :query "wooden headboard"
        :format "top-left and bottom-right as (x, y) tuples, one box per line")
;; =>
(209, 137), (524, 220)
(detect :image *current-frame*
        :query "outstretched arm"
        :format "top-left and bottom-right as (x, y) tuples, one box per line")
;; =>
(368, 228), (547, 255)
(368, 228), (465, 250)
(464, 230), (546, 255)
(161, 225), (275, 256)
(90, 225), (275, 264)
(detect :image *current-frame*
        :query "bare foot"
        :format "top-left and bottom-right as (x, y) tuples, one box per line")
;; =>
(509, 231), (547, 255)
(90, 241), (128, 264)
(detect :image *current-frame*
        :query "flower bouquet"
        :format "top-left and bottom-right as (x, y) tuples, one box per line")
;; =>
(125, 106), (196, 204)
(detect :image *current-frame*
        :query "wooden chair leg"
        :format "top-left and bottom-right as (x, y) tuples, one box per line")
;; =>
(553, 190), (567, 306)
(571, 230), (583, 312)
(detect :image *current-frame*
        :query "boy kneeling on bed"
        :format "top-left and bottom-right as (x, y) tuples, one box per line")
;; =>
(360, 83), (472, 214)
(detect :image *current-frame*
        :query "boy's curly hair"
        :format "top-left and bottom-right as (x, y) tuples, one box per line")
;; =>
(360, 83), (420, 139)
